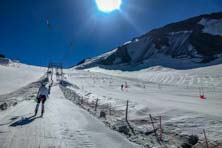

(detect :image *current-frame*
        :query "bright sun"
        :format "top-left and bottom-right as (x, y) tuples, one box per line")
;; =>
(95, 0), (122, 13)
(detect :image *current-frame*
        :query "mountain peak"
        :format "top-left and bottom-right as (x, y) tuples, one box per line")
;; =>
(75, 12), (222, 70)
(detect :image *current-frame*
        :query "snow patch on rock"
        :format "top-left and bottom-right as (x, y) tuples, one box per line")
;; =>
(199, 18), (222, 36)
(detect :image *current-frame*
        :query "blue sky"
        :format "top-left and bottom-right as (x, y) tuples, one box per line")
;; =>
(0, 0), (222, 67)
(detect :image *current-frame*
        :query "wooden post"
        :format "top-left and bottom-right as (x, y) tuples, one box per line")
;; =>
(149, 114), (158, 139)
(159, 116), (162, 140)
(95, 99), (99, 111)
(125, 100), (135, 135)
(203, 129), (209, 148)
(125, 100), (129, 121)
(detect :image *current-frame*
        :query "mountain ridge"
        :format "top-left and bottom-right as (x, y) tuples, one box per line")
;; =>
(75, 11), (222, 70)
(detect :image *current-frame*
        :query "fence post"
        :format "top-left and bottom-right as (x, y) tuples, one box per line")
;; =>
(95, 99), (99, 111)
(159, 116), (162, 140)
(203, 129), (209, 148)
(125, 100), (129, 121)
(125, 100), (135, 135)
(149, 114), (158, 139)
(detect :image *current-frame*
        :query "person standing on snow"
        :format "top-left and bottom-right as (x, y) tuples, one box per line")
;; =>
(34, 82), (49, 117)
(121, 84), (124, 91)
(125, 82), (128, 88)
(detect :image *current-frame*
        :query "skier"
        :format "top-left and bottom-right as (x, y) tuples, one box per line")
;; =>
(34, 82), (49, 117)
(121, 84), (124, 91)
(125, 82), (128, 88)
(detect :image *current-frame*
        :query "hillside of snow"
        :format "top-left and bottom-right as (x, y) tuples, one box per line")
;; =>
(0, 62), (46, 95)
(0, 59), (221, 147)
(69, 64), (222, 116)
(0, 63), (140, 148)
(67, 63), (222, 147)
(85, 64), (222, 88)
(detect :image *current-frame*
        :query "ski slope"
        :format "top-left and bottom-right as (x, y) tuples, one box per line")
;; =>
(67, 64), (222, 143)
(0, 85), (139, 148)
(0, 64), (46, 95)
(68, 65), (222, 116)
(0, 62), (222, 147)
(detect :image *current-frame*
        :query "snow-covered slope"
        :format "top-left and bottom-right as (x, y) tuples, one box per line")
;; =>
(0, 85), (139, 148)
(69, 64), (222, 116)
(67, 63), (222, 146)
(76, 12), (222, 70)
(0, 62), (46, 95)
(0, 58), (221, 147)
(86, 64), (222, 88)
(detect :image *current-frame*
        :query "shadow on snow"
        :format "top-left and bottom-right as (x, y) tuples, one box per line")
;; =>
(9, 115), (41, 127)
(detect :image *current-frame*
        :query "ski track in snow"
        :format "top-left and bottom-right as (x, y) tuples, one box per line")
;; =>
(0, 86), (139, 148)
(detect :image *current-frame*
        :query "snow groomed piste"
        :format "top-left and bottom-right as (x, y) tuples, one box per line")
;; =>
(1, 62), (222, 147)
(0, 64), (139, 148)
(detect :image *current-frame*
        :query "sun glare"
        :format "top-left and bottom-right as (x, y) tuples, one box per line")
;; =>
(95, 0), (122, 13)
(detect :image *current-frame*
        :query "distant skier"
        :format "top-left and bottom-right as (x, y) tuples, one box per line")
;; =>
(34, 82), (49, 117)
(125, 82), (128, 88)
(121, 84), (124, 91)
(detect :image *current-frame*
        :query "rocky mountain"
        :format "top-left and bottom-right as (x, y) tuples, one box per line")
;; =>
(0, 55), (21, 66)
(76, 12), (222, 70)
(0, 54), (5, 58)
